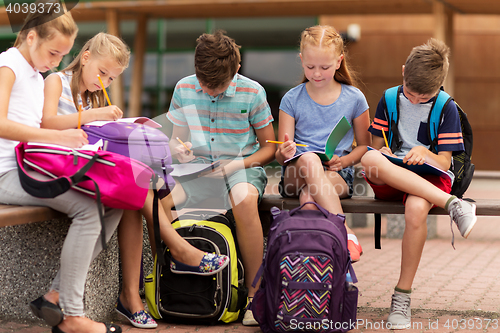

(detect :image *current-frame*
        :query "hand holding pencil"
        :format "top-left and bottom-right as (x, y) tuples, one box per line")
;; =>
(275, 133), (299, 162)
(95, 75), (124, 121)
(379, 128), (394, 156)
(175, 137), (195, 163)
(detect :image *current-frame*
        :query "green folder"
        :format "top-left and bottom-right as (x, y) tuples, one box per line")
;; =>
(285, 116), (352, 163)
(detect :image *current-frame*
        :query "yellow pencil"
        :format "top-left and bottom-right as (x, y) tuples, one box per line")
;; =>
(266, 140), (308, 147)
(77, 104), (82, 129)
(97, 75), (112, 106)
(381, 129), (389, 148)
(176, 137), (192, 152)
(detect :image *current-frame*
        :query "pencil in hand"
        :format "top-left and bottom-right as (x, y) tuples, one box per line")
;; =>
(176, 137), (192, 153)
(266, 140), (308, 147)
(97, 75), (112, 106)
(381, 129), (389, 148)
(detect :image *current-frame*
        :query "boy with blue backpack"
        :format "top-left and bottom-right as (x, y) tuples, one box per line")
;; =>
(361, 38), (477, 329)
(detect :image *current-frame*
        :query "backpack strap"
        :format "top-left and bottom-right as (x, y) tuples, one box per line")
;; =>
(151, 173), (166, 266)
(375, 86), (402, 250)
(348, 261), (358, 283)
(428, 89), (453, 154)
(383, 85), (403, 152)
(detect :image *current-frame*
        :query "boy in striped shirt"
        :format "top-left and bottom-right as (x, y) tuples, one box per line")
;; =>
(165, 30), (276, 326)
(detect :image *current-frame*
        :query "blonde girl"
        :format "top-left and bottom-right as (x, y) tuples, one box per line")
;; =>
(42, 33), (230, 330)
(0, 2), (124, 333)
(275, 25), (371, 262)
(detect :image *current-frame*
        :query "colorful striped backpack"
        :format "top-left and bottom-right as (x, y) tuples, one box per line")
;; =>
(252, 202), (358, 333)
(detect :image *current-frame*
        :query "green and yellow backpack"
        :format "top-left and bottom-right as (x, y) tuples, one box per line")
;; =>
(145, 210), (247, 324)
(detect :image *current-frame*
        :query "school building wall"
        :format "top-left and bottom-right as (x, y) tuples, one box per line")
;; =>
(321, 14), (500, 171)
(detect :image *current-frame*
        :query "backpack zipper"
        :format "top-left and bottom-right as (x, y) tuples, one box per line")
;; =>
(25, 148), (116, 166)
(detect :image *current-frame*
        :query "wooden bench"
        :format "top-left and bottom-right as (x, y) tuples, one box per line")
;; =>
(0, 204), (65, 227)
(258, 195), (500, 248)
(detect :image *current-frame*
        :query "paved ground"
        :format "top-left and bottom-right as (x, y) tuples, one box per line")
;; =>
(2, 174), (500, 332)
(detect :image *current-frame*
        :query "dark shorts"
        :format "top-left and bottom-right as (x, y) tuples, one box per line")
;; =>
(363, 172), (452, 206)
(278, 165), (355, 198)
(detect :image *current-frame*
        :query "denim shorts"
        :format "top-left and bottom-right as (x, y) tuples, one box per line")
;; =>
(279, 165), (354, 198)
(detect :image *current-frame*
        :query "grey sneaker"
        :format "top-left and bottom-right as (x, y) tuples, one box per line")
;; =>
(242, 298), (258, 326)
(448, 197), (477, 240)
(242, 309), (258, 326)
(387, 291), (411, 329)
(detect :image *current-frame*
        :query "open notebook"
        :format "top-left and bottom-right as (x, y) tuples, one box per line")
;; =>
(367, 146), (450, 180)
(85, 117), (162, 128)
(170, 160), (221, 178)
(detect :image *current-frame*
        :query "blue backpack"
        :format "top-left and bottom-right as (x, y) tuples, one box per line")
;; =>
(252, 202), (358, 333)
(383, 85), (474, 198)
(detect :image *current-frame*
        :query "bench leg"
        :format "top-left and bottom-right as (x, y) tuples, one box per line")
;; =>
(374, 213), (381, 249)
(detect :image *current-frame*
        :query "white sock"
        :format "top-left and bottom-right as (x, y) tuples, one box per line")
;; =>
(348, 233), (359, 245)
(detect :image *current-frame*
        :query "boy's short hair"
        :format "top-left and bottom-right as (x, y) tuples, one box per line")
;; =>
(194, 30), (241, 89)
(403, 38), (450, 95)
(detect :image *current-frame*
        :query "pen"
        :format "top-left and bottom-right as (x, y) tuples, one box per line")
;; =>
(176, 137), (192, 152)
(97, 75), (112, 106)
(266, 140), (308, 147)
(381, 129), (389, 148)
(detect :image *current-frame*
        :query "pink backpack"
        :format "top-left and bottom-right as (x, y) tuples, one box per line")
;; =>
(15, 142), (156, 250)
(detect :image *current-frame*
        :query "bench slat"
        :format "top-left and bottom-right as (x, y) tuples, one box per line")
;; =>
(0, 204), (65, 228)
(259, 195), (500, 216)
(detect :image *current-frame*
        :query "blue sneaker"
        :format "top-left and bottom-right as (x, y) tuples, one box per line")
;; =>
(170, 252), (229, 276)
(115, 298), (157, 329)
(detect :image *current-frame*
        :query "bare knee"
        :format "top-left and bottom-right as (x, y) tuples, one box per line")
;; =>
(361, 150), (387, 179)
(361, 150), (384, 168)
(295, 153), (323, 171)
(230, 183), (259, 211)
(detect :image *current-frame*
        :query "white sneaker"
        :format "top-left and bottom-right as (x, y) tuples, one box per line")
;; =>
(242, 308), (258, 326)
(242, 297), (258, 326)
(387, 291), (411, 329)
(448, 197), (477, 239)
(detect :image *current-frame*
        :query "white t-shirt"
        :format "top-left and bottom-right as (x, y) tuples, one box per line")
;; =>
(0, 47), (44, 174)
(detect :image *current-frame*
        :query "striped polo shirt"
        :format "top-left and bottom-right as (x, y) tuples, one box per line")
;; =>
(54, 71), (91, 115)
(167, 74), (273, 161)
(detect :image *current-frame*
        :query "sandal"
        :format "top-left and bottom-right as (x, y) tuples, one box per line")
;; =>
(170, 252), (229, 275)
(29, 296), (63, 326)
